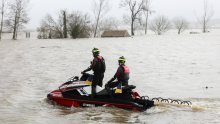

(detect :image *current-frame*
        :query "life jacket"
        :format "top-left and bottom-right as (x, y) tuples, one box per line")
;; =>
(92, 56), (106, 74)
(117, 65), (130, 82)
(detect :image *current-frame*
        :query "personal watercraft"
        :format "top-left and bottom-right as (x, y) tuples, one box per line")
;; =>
(47, 73), (154, 111)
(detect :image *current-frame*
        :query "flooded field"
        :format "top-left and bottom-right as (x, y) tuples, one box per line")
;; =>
(0, 31), (220, 123)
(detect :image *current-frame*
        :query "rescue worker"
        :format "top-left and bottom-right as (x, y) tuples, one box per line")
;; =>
(105, 56), (130, 93)
(81, 48), (106, 97)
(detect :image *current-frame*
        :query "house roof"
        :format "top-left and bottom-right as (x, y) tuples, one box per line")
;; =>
(101, 30), (130, 37)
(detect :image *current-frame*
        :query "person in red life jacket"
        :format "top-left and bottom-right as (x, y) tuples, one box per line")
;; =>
(105, 56), (130, 92)
(81, 48), (106, 97)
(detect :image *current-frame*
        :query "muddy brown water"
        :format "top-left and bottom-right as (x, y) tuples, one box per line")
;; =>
(0, 34), (220, 123)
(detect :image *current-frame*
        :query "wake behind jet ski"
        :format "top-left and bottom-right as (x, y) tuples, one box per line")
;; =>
(47, 73), (154, 111)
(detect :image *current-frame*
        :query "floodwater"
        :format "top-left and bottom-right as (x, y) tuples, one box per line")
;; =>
(0, 32), (220, 124)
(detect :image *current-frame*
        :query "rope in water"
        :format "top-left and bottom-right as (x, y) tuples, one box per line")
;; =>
(140, 96), (192, 106)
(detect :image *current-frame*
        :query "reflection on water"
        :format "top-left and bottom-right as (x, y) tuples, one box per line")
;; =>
(0, 34), (220, 123)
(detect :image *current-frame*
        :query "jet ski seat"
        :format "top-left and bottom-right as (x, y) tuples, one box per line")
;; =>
(122, 85), (136, 91)
(96, 85), (136, 97)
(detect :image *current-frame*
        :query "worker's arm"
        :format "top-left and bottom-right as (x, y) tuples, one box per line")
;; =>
(107, 67), (121, 84)
(82, 59), (96, 73)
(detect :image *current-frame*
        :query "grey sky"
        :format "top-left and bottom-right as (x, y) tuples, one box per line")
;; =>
(27, 0), (220, 29)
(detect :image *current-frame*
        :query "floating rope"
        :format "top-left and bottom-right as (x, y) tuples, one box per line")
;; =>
(141, 96), (192, 106)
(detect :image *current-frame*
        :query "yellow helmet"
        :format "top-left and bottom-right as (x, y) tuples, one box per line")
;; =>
(92, 48), (100, 56)
(118, 56), (126, 64)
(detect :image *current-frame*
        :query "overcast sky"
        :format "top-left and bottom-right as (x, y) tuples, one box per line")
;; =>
(27, 0), (220, 29)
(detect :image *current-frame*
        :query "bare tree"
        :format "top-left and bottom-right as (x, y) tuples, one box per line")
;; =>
(52, 10), (68, 38)
(0, 0), (7, 40)
(37, 21), (49, 39)
(5, 0), (29, 40)
(46, 14), (56, 38)
(142, 0), (154, 35)
(99, 17), (119, 31)
(92, 0), (109, 37)
(62, 10), (68, 38)
(38, 11), (91, 39)
(38, 14), (63, 39)
(54, 13), (64, 38)
(199, 0), (214, 33)
(149, 16), (171, 35)
(68, 12), (91, 39)
(38, 14), (55, 39)
(122, 14), (142, 35)
(173, 17), (188, 34)
(121, 0), (144, 36)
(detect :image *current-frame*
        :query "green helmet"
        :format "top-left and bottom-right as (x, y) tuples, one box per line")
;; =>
(118, 56), (126, 65)
(92, 48), (100, 56)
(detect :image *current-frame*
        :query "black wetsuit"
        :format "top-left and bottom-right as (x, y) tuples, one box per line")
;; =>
(83, 55), (105, 96)
(106, 65), (130, 88)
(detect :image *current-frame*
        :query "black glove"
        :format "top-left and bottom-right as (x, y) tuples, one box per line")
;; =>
(81, 71), (85, 74)
(107, 78), (114, 84)
(107, 81), (111, 85)
(105, 84), (108, 88)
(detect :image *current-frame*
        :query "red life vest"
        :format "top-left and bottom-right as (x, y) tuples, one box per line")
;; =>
(117, 65), (130, 82)
(97, 55), (103, 60)
(122, 65), (130, 73)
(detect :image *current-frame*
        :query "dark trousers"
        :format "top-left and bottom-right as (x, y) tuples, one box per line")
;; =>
(91, 73), (104, 97)
(105, 81), (128, 96)
(106, 81), (119, 88)
(106, 81), (128, 88)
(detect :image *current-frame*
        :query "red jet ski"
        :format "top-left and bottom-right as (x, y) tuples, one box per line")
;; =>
(47, 73), (154, 111)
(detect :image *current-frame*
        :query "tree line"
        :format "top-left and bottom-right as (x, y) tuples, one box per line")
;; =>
(0, 0), (214, 40)
(0, 0), (29, 40)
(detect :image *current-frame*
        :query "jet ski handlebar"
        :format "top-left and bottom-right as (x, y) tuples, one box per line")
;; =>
(58, 76), (79, 90)
(58, 73), (92, 91)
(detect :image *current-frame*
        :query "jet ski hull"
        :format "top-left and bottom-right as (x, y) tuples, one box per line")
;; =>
(47, 74), (154, 111)
(47, 89), (154, 111)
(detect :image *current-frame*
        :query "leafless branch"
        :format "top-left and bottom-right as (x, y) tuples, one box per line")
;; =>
(173, 17), (188, 34)
(142, 0), (154, 34)
(92, 0), (109, 37)
(197, 0), (214, 33)
(149, 16), (171, 35)
(0, 0), (7, 40)
(5, 0), (29, 40)
(121, 0), (144, 36)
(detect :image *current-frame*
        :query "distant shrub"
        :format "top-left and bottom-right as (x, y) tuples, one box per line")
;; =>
(68, 12), (91, 39)
(150, 16), (171, 35)
(173, 17), (188, 34)
(37, 14), (63, 39)
(37, 11), (91, 39)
